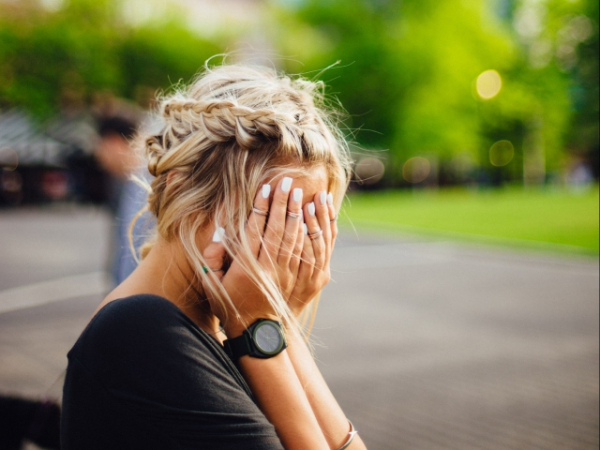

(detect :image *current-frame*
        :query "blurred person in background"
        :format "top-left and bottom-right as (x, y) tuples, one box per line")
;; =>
(61, 64), (367, 450)
(95, 114), (155, 285)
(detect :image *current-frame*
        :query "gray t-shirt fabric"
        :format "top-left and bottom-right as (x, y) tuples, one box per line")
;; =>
(61, 294), (283, 450)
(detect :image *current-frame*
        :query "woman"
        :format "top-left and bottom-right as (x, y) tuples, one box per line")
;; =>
(61, 64), (368, 450)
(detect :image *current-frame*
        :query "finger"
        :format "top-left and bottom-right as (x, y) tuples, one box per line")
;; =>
(260, 176), (293, 264)
(202, 227), (227, 281)
(297, 223), (315, 282)
(326, 192), (338, 249)
(303, 200), (326, 271)
(246, 184), (271, 257)
(315, 190), (332, 260)
(278, 187), (303, 265)
(289, 215), (304, 278)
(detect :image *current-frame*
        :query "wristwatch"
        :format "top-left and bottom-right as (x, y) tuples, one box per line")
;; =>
(223, 319), (287, 360)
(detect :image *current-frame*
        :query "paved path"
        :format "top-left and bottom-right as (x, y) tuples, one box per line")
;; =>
(1, 206), (598, 449)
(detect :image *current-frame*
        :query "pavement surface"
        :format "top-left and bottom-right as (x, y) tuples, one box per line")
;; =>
(0, 205), (598, 450)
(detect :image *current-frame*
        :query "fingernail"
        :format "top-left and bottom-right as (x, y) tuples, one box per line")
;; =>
(302, 223), (308, 235)
(281, 177), (293, 193)
(261, 184), (271, 199)
(320, 191), (327, 205)
(293, 188), (303, 203)
(212, 227), (225, 242)
(327, 192), (334, 207)
(308, 202), (315, 216)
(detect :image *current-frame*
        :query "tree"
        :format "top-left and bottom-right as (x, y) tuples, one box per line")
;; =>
(268, 0), (598, 185)
(0, 0), (225, 118)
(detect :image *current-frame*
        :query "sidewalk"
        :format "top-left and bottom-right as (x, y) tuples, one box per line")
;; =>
(1, 206), (598, 449)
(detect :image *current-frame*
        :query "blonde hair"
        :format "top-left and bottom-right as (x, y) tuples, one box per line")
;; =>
(137, 64), (351, 330)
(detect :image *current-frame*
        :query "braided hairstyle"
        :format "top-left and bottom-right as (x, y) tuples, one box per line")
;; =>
(138, 64), (351, 326)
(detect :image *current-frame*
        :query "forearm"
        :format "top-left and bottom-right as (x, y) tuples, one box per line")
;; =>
(237, 349), (330, 450)
(286, 326), (368, 450)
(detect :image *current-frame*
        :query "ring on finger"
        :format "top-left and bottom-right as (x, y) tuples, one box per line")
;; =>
(308, 229), (323, 240)
(286, 210), (302, 219)
(330, 216), (337, 223)
(252, 206), (269, 217)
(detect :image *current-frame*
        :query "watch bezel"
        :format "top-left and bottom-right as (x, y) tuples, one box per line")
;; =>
(251, 320), (286, 356)
(223, 319), (288, 361)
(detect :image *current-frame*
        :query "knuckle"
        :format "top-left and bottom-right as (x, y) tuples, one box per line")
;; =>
(268, 223), (285, 236)
(280, 237), (292, 250)
(274, 191), (288, 205)
(263, 245), (277, 259)
(254, 195), (269, 209)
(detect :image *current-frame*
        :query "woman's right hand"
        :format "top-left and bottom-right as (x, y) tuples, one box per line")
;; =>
(201, 176), (305, 337)
(286, 189), (338, 317)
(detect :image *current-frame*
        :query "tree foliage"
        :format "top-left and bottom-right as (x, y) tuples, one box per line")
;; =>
(0, 0), (224, 118)
(269, 0), (599, 184)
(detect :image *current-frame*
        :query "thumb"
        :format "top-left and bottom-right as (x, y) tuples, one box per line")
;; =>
(202, 227), (227, 281)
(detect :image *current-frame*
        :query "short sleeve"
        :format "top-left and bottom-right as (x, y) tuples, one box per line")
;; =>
(62, 295), (283, 450)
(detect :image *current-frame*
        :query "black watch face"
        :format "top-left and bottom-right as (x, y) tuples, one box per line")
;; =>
(253, 322), (284, 355)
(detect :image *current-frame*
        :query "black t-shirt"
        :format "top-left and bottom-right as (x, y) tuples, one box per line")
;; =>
(61, 294), (283, 450)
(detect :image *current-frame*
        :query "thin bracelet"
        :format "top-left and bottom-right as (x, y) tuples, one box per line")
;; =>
(337, 420), (358, 450)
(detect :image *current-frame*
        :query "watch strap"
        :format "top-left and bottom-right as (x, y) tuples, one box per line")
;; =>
(223, 333), (251, 360)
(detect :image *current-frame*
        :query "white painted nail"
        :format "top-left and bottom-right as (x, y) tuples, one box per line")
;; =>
(281, 177), (293, 193)
(293, 188), (303, 203)
(302, 223), (308, 235)
(327, 192), (334, 207)
(261, 184), (271, 199)
(308, 202), (316, 216)
(320, 191), (327, 205)
(212, 227), (225, 242)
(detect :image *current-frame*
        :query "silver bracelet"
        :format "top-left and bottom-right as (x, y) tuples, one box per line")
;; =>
(337, 420), (358, 450)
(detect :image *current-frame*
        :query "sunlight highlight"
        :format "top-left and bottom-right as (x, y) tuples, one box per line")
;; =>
(477, 70), (502, 100)
(489, 140), (514, 167)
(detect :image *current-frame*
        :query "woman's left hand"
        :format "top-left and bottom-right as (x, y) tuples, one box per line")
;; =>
(286, 191), (337, 317)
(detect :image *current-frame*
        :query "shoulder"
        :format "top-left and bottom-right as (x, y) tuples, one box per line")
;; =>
(69, 295), (213, 384)
(91, 294), (185, 332)
(80, 295), (189, 351)
(68, 293), (253, 402)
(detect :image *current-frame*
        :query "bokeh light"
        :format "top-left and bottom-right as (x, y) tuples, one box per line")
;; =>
(0, 147), (19, 171)
(489, 140), (515, 167)
(476, 70), (502, 99)
(354, 157), (385, 185)
(402, 157), (431, 184)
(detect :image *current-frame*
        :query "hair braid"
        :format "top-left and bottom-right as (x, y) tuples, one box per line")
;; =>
(162, 99), (303, 150)
(145, 135), (166, 177)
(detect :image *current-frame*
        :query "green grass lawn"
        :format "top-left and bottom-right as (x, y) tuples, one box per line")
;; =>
(340, 186), (599, 254)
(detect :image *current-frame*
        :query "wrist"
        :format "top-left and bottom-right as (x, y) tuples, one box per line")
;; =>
(289, 305), (305, 319)
(287, 293), (315, 318)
